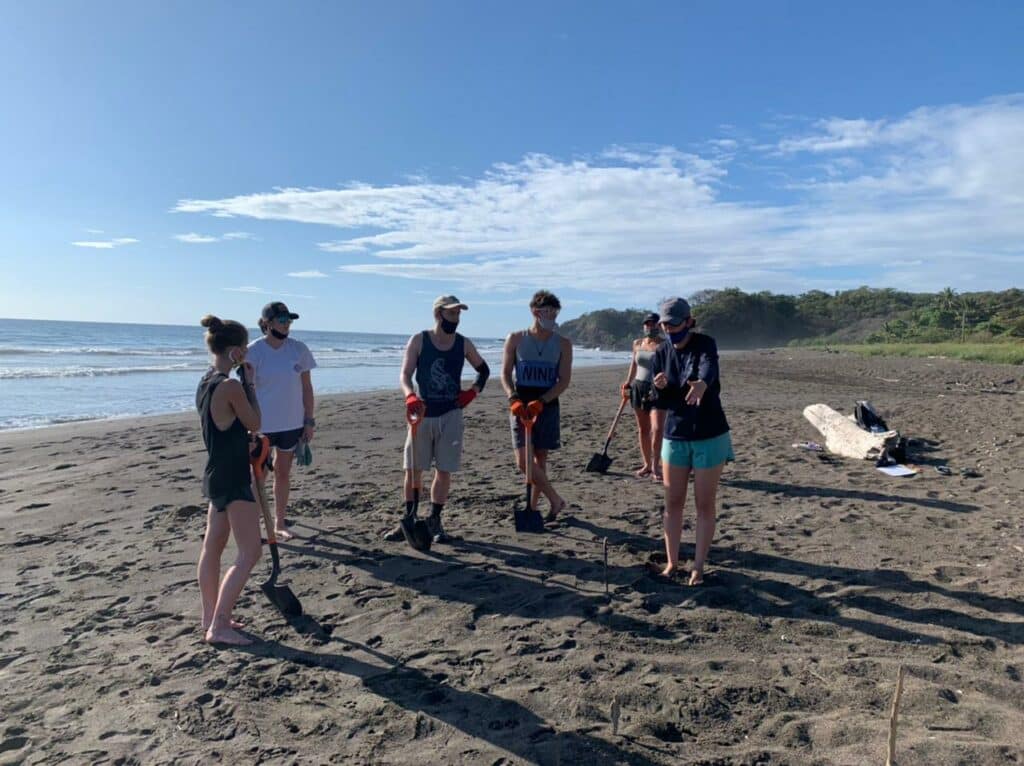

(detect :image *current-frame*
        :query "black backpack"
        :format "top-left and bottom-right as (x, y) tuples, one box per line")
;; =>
(854, 400), (889, 433)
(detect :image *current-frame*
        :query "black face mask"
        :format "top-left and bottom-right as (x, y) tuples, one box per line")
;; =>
(270, 329), (289, 340)
(440, 317), (459, 334)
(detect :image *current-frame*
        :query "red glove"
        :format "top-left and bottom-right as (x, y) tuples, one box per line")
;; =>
(510, 399), (527, 420)
(405, 393), (425, 418)
(456, 389), (477, 408)
(526, 399), (544, 419)
(621, 382), (631, 399)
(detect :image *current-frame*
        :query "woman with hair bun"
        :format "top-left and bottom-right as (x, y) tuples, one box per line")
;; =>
(196, 314), (262, 645)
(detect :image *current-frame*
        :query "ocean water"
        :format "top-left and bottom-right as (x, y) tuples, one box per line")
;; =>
(0, 319), (630, 430)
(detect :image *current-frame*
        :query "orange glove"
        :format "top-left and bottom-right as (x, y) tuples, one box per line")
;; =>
(405, 393), (425, 419)
(526, 399), (544, 419)
(510, 399), (527, 420)
(621, 382), (631, 399)
(456, 389), (477, 408)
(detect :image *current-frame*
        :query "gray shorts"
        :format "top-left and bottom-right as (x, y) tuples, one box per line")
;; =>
(510, 400), (561, 451)
(403, 408), (464, 473)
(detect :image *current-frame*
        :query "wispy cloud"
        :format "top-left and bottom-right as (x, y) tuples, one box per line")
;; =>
(174, 231), (258, 243)
(287, 270), (328, 278)
(223, 286), (314, 299)
(71, 237), (139, 249)
(178, 95), (1024, 294)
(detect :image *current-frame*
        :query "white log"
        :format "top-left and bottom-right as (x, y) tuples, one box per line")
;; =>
(803, 404), (899, 460)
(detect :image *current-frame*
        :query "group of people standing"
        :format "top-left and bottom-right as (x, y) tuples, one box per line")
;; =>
(194, 291), (732, 644)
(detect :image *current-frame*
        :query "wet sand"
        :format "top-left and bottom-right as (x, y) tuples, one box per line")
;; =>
(1, 349), (1022, 765)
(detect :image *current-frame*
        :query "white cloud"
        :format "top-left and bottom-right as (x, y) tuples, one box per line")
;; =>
(174, 232), (219, 243)
(177, 95), (1024, 295)
(71, 237), (139, 249)
(287, 270), (328, 278)
(223, 286), (314, 299)
(174, 231), (258, 243)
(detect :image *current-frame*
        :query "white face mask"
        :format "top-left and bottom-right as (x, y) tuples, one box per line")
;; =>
(538, 317), (558, 331)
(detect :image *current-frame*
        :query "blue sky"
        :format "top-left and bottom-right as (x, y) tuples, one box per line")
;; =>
(2, 1), (1022, 335)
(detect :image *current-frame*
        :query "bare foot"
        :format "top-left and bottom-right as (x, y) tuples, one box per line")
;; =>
(651, 471), (663, 482)
(202, 618), (244, 631)
(274, 527), (294, 541)
(204, 625), (252, 646)
(545, 498), (567, 523)
(688, 570), (704, 586)
(634, 466), (652, 478)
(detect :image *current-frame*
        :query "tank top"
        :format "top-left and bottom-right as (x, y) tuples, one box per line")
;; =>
(196, 370), (251, 501)
(635, 348), (655, 382)
(514, 330), (561, 403)
(415, 331), (465, 417)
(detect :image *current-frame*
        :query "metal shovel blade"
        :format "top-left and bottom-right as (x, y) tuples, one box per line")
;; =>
(400, 516), (433, 552)
(514, 508), (546, 533)
(262, 578), (303, 618)
(585, 451), (613, 474)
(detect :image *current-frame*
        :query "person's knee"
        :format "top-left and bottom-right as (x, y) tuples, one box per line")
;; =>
(236, 545), (261, 570)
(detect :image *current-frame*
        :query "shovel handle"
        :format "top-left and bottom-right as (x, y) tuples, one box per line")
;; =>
(601, 398), (630, 453)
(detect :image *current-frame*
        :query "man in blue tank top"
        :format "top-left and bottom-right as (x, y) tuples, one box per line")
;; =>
(501, 290), (574, 523)
(384, 295), (490, 544)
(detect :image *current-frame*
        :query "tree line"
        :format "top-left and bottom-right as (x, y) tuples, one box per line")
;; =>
(558, 287), (1024, 351)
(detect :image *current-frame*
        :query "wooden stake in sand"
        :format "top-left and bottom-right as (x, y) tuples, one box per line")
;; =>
(603, 537), (609, 600)
(886, 664), (906, 766)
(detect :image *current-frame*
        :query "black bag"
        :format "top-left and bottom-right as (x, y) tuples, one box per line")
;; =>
(854, 400), (889, 433)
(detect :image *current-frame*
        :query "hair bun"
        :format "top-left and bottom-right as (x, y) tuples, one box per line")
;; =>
(200, 314), (223, 331)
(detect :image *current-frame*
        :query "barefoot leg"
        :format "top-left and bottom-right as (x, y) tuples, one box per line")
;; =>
(198, 502), (230, 630)
(663, 463), (690, 576)
(691, 462), (724, 583)
(208, 499), (262, 634)
(272, 448), (294, 534)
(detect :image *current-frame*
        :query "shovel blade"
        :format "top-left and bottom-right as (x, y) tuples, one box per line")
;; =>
(400, 516), (433, 552)
(514, 508), (546, 533)
(262, 580), (303, 617)
(585, 452), (613, 474)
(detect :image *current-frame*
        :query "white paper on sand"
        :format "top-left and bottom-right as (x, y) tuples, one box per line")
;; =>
(877, 464), (916, 477)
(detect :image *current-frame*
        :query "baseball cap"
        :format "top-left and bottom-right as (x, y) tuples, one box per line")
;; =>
(643, 312), (660, 324)
(658, 297), (691, 325)
(433, 295), (469, 311)
(261, 301), (299, 321)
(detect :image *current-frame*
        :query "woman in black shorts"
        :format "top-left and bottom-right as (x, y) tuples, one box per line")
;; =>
(621, 312), (663, 479)
(196, 315), (262, 645)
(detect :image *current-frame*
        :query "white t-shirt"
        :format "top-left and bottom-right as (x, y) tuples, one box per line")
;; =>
(246, 336), (317, 433)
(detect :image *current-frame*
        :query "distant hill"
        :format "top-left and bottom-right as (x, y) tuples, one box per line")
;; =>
(558, 287), (1024, 350)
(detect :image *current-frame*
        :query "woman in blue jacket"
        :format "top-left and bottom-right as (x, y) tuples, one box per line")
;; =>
(651, 297), (734, 585)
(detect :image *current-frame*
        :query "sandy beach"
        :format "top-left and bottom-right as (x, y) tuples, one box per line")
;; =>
(1, 349), (1022, 765)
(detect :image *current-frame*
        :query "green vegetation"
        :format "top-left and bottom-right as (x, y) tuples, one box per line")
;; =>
(559, 287), (1024, 362)
(825, 342), (1024, 365)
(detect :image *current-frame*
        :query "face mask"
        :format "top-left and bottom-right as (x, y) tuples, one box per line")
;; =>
(538, 317), (558, 331)
(667, 327), (690, 345)
(440, 317), (459, 334)
(270, 329), (288, 340)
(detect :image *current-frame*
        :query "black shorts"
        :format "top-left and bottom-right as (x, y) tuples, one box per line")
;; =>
(630, 379), (654, 412)
(209, 484), (255, 512)
(266, 427), (304, 452)
(510, 400), (561, 451)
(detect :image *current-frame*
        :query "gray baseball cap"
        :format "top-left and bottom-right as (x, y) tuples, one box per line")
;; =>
(658, 297), (691, 325)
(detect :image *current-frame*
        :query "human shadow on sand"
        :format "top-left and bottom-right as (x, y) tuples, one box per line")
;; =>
(570, 518), (1024, 646)
(724, 478), (978, 514)
(235, 636), (660, 766)
(282, 530), (673, 641)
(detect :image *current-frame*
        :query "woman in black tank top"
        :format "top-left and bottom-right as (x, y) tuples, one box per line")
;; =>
(196, 315), (263, 646)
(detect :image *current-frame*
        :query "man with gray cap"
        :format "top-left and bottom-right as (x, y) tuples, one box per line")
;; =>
(384, 295), (490, 545)
(650, 296), (733, 586)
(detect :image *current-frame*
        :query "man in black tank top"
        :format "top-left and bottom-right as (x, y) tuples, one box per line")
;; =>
(384, 295), (491, 545)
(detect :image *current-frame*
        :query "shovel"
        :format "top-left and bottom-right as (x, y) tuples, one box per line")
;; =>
(585, 397), (630, 474)
(514, 411), (545, 533)
(239, 366), (302, 617)
(400, 411), (433, 552)
(250, 433), (304, 617)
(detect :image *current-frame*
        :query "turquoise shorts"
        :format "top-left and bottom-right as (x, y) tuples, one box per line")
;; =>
(661, 432), (734, 469)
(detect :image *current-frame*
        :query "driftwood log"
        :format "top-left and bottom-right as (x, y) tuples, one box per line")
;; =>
(803, 403), (899, 460)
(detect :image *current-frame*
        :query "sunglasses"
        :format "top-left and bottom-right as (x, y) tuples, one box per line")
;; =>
(273, 315), (293, 324)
